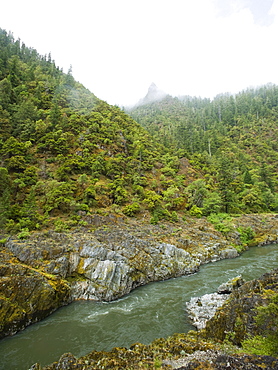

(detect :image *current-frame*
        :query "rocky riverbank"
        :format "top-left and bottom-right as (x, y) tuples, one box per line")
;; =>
(0, 213), (277, 339)
(186, 275), (245, 330)
(203, 268), (278, 346)
(33, 268), (278, 369)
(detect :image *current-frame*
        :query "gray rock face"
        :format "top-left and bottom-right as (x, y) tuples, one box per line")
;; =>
(69, 241), (199, 301)
(186, 276), (245, 330)
(186, 293), (229, 330)
(5, 227), (241, 303)
(2, 214), (277, 339)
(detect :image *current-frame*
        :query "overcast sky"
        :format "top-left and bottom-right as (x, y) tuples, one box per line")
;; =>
(1, 0), (278, 106)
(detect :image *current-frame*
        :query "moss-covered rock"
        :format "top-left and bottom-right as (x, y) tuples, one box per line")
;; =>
(0, 214), (277, 340)
(0, 247), (71, 338)
(39, 270), (278, 369)
(203, 269), (278, 346)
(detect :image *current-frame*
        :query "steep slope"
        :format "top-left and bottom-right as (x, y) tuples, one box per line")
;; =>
(1, 28), (277, 235)
(0, 29), (197, 234)
(128, 87), (278, 214)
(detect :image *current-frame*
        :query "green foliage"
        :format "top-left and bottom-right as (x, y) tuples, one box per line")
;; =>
(143, 190), (162, 210)
(186, 179), (208, 208)
(40, 180), (75, 214)
(207, 213), (233, 235)
(163, 185), (184, 210)
(150, 206), (174, 224)
(161, 166), (177, 177)
(0, 188), (11, 228)
(54, 219), (70, 233)
(237, 226), (255, 246)
(242, 335), (277, 356)
(242, 294), (278, 356)
(123, 202), (140, 217)
(201, 192), (222, 216)
(0, 167), (10, 194)
(189, 205), (203, 218)
(129, 84), (278, 216)
(0, 27), (277, 232)
(109, 178), (129, 205)
(17, 227), (30, 239)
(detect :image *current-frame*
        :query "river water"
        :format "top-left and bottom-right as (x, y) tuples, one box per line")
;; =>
(0, 243), (277, 370)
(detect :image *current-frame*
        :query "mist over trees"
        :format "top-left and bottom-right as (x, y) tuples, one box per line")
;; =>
(128, 86), (278, 215)
(0, 28), (277, 235)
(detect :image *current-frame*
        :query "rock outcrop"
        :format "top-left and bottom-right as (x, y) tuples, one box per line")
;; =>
(0, 213), (277, 339)
(203, 268), (278, 345)
(0, 247), (71, 339)
(165, 351), (278, 370)
(186, 276), (245, 330)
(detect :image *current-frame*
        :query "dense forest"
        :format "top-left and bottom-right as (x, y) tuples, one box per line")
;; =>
(0, 28), (277, 236)
(129, 84), (278, 215)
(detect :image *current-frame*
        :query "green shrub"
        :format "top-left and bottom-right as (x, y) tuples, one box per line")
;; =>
(54, 219), (70, 232)
(18, 227), (30, 239)
(189, 205), (203, 218)
(150, 206), (172, 224)
(207, 213), (233, 235)
(237, 226), (255, 246)
(242, 293), (278, 356)
(242, 335), (277, 356)
(123, 202), (140, 217)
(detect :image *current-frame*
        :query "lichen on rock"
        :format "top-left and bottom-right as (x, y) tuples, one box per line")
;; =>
(0, 214), (277, 340)
(186, 276), (245, 330)
(203, 269), (278, 346)
(38, 269), (278, 369)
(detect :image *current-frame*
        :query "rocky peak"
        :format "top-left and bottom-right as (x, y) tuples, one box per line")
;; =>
(136, 82), (167, 106)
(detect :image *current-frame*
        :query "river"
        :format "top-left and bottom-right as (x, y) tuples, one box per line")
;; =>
(0, 243), (277, 370)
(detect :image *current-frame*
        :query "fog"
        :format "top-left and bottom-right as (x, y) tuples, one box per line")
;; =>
(1, 0), (278, 106)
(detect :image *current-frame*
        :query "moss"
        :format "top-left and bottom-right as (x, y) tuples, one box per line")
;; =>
(242, 335), (277, 356)
(76, 259), (86, 275)
(71, 332), (217, 370)
(0, 259), (70, 338)
(66, 272), (87, 283)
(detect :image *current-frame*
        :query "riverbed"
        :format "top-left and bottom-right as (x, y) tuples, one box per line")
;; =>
(0, 243), (277, 370)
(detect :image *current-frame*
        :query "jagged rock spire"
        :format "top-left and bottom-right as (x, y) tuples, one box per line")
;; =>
(136, 83), (167, 106)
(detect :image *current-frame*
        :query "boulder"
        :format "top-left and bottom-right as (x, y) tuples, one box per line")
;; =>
(217, 275), (245, 294)
(186, 276), (245, 330)
(186, 293), (229, 330)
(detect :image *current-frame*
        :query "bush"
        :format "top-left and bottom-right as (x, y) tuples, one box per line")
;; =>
(189, 205), (203, 218)
(123, 202), (140, 217)
(150, 206), (172, 224)
(242, 293), (278, 356)
(207, 213), (233, 235)
(242, 335), (277, 356)
(18, 227), (30, 239)
(237, 226), (255, 246)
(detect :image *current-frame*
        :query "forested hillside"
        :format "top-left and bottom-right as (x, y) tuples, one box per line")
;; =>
(0, 29), (191, 234)
(129, 85), (278, 215)
(0, 28), (277, 236)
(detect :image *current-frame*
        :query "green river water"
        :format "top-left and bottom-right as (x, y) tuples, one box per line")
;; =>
(0, 243), (277, 370)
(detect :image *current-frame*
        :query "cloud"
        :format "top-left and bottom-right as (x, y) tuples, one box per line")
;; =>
(215, 0), (275, 26)
(1, 0), (278, 105)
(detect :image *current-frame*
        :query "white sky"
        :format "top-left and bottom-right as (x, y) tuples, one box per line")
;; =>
(1, 0), (278, 106)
